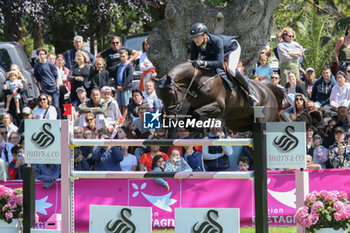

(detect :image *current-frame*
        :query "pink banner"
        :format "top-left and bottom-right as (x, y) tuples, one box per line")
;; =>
(1, 169), (350, 231)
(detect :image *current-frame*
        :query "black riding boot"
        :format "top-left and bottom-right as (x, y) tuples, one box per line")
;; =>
(234, 70), (259, 106)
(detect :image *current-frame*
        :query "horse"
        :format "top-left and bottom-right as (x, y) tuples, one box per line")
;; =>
(156, 62), (284, 132)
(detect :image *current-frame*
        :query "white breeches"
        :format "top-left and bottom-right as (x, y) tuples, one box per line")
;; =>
(227, 43), (241, 77)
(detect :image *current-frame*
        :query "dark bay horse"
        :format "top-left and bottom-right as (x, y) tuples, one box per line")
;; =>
(157, 62), (284, 132)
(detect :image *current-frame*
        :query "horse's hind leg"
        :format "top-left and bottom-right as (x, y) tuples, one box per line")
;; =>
(193, 102), (223, 119)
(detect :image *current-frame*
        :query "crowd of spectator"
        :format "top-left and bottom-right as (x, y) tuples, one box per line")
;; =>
(0, 25), (350, 187)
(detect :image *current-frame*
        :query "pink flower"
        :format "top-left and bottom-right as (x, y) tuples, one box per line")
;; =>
(312, 201), (324, 211)
(325, 192), (337, 201)
(0, 185), (13, 198)
(320, 190), (328, 198)
(296, 206), (311, 227)
(344, 205), (350, 217)
(338, 191), (348, 200)
(334, 201), (345, 212)
(5, 212), (13, 220)
(334, 212), (342, 221)
(309, 212), (319, 225)
(301, 218), (311, 228)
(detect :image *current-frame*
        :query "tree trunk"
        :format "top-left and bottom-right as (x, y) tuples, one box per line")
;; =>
(32, 23), (45, 50)
(50, 22), (75, 54)
(148, 0), (281, 76)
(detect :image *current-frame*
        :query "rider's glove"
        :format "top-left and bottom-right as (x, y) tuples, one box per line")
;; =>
(192, 60), (207, 68)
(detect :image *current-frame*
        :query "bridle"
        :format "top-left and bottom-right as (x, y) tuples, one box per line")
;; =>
(166, 68), (199, 114)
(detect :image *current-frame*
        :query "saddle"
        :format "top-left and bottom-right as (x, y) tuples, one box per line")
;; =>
(221, 61), (244, 94)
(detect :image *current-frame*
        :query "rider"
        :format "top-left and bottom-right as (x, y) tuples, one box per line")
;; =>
(189, 22), (259, 106)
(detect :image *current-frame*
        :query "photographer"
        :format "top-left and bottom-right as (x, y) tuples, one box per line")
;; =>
(8, 145), (26, 180)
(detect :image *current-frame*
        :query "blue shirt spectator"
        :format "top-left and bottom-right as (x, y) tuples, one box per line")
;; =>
(33, 164), (61, 189)
(311, 66), (337, 107)
(62, 36), (95, 69)
(90, 146), (124, 171)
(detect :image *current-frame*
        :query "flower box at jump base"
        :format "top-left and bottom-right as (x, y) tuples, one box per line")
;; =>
(296, 190), (350, 233)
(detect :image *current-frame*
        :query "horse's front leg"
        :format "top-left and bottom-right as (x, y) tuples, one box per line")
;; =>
(193, 102), (223, 119)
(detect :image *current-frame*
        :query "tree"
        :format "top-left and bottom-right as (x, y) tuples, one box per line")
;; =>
(296, 8), (339, 77)
(0, 0), (165, 55)
(0, 1), (27, 46)
(147, 0), (282, 76)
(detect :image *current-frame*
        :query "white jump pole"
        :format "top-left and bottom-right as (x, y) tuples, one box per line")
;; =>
(295, 170), (309, 233)
(71, 138), (254, 147)
(61, 120), (72, 233)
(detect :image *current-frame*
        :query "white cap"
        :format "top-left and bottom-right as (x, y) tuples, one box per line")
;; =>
(76, 86), (86, 93)
(22, 107), (31, 115)
(101, 86), (112, 93)
(306, 67), (315, 73)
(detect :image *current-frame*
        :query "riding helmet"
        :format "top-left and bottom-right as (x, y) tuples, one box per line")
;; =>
(190, 23), (208, 37)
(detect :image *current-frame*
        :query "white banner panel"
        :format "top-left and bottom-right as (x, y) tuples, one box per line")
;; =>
(175, 208), (240, 233)
(89, 205), (152, 233)
(266, 122), (306, 169)
(25, 120), (61, 164)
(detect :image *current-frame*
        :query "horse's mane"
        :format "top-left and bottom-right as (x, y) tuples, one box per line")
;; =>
(169, 62), (216, 79)
(265, 83), (284, 111)
(168, 62), (192, 77)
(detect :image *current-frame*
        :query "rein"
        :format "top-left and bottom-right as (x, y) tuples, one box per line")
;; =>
(171, 68), (199, 113)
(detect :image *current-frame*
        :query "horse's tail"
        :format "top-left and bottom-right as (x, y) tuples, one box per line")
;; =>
(265, 83), (284, 111)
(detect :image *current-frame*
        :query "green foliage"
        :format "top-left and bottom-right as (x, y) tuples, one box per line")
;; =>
(295, 7), (339, 77)
(273, 1), (350, 77)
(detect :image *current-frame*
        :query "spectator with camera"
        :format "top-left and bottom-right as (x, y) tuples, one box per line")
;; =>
(8, 145), (26, 180)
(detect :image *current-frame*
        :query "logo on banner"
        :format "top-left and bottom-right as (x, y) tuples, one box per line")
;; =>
(143, 111), (161, 129)
(267, 179), (296, 209)
(106, 208), (136, 233)
(31, 123), (55, 148)
(273, 125), (298, 152)
(131, 182), (177, 212)
(35, 196), (53, 215)
(192, 209), (223, 233)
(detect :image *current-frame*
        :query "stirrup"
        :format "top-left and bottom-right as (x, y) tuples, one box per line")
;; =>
(248, 94), (259, 106)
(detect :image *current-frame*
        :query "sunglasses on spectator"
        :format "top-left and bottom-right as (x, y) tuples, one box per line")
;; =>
(86, 118), (94, 122)
(39, 98), (47, 101)
(111, 42), (120, 45)
(346, 70), (350, 73)
(0, 131), (7, 135)
(271, 76), (279, 79)
(313, 136), (322, 140)
(295, 98), (303, 101)
(287, 35), (294, 38)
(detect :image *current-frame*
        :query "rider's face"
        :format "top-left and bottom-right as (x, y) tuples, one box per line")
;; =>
(193, 34), (206, 46)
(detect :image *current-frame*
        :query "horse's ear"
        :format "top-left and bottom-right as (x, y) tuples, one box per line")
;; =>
(155, 75), (167, 89)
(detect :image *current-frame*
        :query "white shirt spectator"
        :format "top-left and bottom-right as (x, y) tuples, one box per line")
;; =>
(330, 83), (350, 109)
(120, 154), (137, 171)
(105, 96), (122, 127)
(139, 52), (155, 71)
(33, 105), (58, 120)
